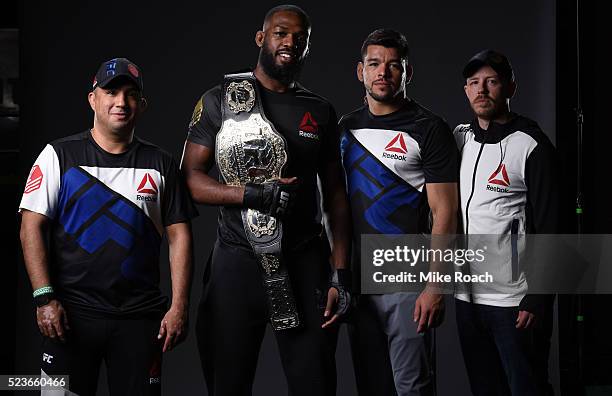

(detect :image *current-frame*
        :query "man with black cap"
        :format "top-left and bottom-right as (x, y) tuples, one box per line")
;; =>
(454, 49), (558, 395)
(19, 58), (197, 395)
(181, 4), (351, 395)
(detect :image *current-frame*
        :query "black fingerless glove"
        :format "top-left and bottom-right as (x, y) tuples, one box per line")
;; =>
(330, 269), (352, 317)
(243, 180), (298, 218)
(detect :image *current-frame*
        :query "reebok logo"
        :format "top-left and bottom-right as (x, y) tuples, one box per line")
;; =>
(486, 164), (510, 193)
(137, 173), (158, 194)
(382, 133), (407, 161)
(298, 112), (319, 140)
(25, 165), (43, 194)
(488, 164), (510, 186)
(136, 173), (158, 202)
(385, 133), (407, 153)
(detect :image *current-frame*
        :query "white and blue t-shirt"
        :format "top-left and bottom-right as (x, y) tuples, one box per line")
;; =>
(19, 130), (197, 317)
(340, 100), (458, 237)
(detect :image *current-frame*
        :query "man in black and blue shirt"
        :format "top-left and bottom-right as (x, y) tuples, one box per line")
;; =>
(19, 58), (197, 395)
(340, 29), (458, 396)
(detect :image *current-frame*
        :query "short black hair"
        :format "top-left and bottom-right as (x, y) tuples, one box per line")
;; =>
(263, 5), (311, 31)
(360, 29), (409, 62)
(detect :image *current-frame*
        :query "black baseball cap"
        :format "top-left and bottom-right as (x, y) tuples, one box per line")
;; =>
(92, 58), (143, 91)
(462, 49), (514, 82)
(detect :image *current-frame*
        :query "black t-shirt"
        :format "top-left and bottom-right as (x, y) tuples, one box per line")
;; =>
(187, 80), (340, 249)
(19, 131), (198, 317)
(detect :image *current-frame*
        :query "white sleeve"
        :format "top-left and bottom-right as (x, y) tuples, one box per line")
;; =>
(19, 144), (61, 219)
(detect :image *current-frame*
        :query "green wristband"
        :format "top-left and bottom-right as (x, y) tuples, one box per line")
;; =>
(33, 286), (54, 297)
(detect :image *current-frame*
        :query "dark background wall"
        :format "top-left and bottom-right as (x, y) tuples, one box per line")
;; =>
(555, 1), (611, 395)
(14, 1), (558, 394)
(1, 0), (19, 386)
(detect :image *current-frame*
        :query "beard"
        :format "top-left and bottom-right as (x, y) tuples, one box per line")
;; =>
(366, 86), (397, 102)
(365, 82), (404, 103)
(258, 45), (304, 86)
(473, 107), (497, 119)
(471, 98), (503, 120)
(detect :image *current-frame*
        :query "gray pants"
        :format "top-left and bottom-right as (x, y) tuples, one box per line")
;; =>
(349, 293), (433, 396)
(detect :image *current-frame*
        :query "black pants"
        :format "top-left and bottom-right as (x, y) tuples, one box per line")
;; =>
(41, 311), (162, 396)
(196, 238), (338, 396)
(455, 299), (554, 396)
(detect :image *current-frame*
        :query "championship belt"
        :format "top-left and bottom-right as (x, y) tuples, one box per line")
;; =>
(216, 72), (300, 330)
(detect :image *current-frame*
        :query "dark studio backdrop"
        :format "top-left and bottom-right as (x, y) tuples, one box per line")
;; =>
(8, 0), (605, 394)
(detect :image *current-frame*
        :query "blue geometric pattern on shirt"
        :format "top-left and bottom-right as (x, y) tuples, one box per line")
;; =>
(341, 136), (380, 199)
(341, 133), (421, 234)
(342, 132), (366, 169)
(58, 167), (161, 286)
(61, 183), (114, 234)
(364, 183), (420, 234)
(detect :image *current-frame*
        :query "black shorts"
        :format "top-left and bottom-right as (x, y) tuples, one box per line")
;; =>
(196, 237), (338, 396)
(41, 310), (163, 396)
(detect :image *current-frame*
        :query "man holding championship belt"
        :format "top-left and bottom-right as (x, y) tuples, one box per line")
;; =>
(181, 5), (351, 395)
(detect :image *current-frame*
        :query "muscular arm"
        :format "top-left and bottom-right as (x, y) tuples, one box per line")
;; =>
(158, 221), (193, 352)
(426, 183), (459, 279)
(427, 182), (458, 235)
(20, 210), (52, 290)
(413, 182), (458, 333)
(320, 160), (351, 270)
(320, 159), (352, 328)
(180, 141), (245, 205)
(166, 222), (193, 309)
(20, 210), (69, 340)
